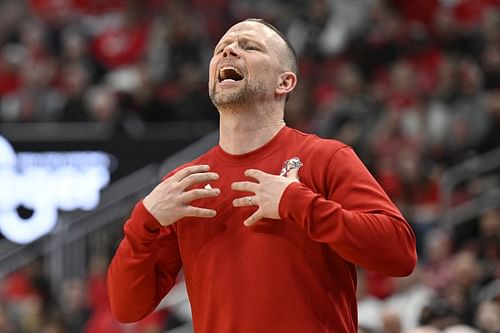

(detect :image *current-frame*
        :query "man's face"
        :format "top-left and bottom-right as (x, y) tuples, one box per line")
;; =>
(208, 21), (285, 108)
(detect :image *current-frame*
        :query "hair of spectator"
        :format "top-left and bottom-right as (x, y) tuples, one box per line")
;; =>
(243, 18), (299, 76)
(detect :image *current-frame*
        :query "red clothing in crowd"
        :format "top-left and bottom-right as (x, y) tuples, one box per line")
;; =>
(90, 23), (150, 70)
(28, 0), (125, 18)
(108, 126), (416, 333)
(85, 264), (167, 333)
(0, 65), (20, 97)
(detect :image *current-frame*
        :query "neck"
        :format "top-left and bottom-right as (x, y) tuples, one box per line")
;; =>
(218, 103), (285, 155)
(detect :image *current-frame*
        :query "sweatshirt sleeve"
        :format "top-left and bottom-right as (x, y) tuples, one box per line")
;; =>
(279, 146), (417, 277)
(107, 201), (182, 323)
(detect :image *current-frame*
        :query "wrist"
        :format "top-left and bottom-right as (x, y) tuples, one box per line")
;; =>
(126, 201), (162, 238)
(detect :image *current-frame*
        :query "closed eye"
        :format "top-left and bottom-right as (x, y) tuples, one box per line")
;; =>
(243, 44), (260, 51)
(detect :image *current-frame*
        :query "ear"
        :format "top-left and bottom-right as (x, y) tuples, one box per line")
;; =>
(276, 71), (297, 98)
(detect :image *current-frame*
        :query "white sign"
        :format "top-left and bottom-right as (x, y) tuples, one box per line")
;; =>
(0, 135), (110, 244)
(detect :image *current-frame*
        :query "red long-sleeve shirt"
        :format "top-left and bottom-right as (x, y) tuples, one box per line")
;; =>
(108, 126), (417, 333)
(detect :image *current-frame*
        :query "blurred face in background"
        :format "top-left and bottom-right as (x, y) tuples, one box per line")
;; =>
(475, 301), (500, 333)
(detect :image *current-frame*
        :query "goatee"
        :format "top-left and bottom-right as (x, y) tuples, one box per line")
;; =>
(209, 79), (269, 108)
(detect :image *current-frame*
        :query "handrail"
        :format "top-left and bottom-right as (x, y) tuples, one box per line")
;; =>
(440, 146), (500, 227)
(0, 130), (219, 285)
(443, 187), (500, 228)
(0, 163), (159, 278)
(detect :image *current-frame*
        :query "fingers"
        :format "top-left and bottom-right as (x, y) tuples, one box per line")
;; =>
(180, 188), (220, 220)
(232, 196), (264, 226)
(173, 164), (210, 181)
(244, 210), (263, 226)
(244, 169), (266, 181)
(184, 206), (217, 218)
(232, 196), (256, 207)
(231, 181), (258, 193)
(182, 188), (220, 202)
(180, 172), (219, 189)
(169, 167), (278, 227)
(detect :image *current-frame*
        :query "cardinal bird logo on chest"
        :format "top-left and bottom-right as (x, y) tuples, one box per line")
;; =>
(279, 157), (303, 177)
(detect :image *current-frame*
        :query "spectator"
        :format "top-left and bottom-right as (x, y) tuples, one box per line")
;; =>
(0, 302), (16, 333)
(474, 301), (500, 333)
(89, 1), (152, 71)
(85, 85), (119, 122)
(418, 297), (463, 329)
(421, 229), (454, 291)
(59, 278), (90, 333)
(0, 0), (500, 332)
(60, 62), (92, 121)
(0, 44), (22, 99)
(313, 62), (377, 157)
(381, 306), (403, 333)
(443, 251), (483, 325)
(477, 89), (500, 153)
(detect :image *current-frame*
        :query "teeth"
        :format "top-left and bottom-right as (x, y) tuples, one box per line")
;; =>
(219, 66), (243, 82)
(220, 66), (242, 75)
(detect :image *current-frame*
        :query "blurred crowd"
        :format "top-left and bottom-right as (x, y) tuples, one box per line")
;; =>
(0, 0), (499, 332)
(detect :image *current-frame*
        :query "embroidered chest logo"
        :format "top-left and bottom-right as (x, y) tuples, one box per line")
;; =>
(279, 157), (303, 177)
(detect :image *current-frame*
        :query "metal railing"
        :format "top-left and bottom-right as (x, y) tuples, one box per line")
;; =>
(0, 163), (159, 279)
(440, 146), (500, 228)
(0, 130), (219, 285)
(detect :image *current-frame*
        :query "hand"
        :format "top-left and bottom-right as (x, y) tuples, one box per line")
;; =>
(231, 168), (299, 226)
(143, 165), (220, 226)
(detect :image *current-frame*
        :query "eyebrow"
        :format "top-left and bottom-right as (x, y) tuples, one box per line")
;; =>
(214, 35), (266, 53)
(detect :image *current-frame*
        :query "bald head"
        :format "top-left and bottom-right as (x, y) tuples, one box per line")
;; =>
(242, 18), (298, 75)
(210, 18), (298, 106)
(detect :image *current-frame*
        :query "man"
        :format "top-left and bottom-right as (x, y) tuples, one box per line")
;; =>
(107, 18), (417, 333)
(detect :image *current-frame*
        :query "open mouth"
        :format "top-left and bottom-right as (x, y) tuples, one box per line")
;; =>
(218, 66), (244, 82)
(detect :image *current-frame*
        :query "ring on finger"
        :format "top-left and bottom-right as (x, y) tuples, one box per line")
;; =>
(247, 197), (254, 206)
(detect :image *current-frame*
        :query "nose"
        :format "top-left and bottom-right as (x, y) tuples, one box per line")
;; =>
(222, 43), (239, 58)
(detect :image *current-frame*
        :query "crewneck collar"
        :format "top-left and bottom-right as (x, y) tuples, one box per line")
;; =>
(215, 126), (290, 165)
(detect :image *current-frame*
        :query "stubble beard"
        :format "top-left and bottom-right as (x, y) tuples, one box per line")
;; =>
(209, 79), (270, 109)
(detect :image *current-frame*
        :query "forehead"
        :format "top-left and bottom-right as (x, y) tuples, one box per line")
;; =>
(217, 21), (278, 46)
